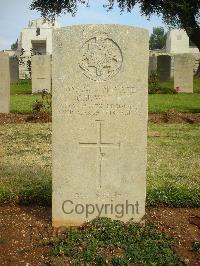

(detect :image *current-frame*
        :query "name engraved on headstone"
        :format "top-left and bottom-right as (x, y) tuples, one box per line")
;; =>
(55, 85), (137, 116)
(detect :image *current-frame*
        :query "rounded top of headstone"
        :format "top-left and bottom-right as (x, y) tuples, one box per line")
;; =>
(53, 24), (148, 34)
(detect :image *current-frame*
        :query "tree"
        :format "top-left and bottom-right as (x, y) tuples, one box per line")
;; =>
(11, 39), (18, 50)
(30, 0), (200, 74)
(30, 0), (200, 50)
(149, 27), (166, 50)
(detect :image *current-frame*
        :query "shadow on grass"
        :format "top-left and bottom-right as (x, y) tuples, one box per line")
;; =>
(0, 166), (51, 206)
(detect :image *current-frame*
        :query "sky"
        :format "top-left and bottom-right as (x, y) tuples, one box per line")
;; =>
(0, 0), (166, 51)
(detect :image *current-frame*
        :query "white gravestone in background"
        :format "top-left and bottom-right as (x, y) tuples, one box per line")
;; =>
(174, 54), (193, 93)
(52, 25), (149, 227)
(32, 55), (51, 93)
(0, 53), (10, 113)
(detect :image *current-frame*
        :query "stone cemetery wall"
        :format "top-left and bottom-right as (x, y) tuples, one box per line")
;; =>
(32, 55), (51, 93)
(174, 54), (193, 93)
(52, 25), (149, 227)
(0, 52), (10, 113)
(157, 55), (171, 81)
(9, 57), (19, 84)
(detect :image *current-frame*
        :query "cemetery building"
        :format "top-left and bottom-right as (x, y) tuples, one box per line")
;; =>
(5, 19), (60, 79)
(18, 19), (60, 56)
(150, 29), (200, 78)
(166, 29), (199, 54)
(18, 19), (59, 79)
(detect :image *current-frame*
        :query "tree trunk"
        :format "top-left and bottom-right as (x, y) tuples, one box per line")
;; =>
(183, 16), (200, 77)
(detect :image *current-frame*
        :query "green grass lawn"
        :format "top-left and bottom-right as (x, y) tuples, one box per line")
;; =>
(11, 94), (41, 113)
(10, 80), (40, 113)
(149, 94), (200, 113)
(11, 91), (200, 114)
(10, 79), (200, 114)
(11, 79), (32, 95)
(0, 123), (199, 207)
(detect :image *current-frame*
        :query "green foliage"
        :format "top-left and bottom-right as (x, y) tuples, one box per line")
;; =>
(32, 90), (52, 114)
(49, 217), (183, 265)
(192, 241), (200, 253)
(140, 1), (200, 52)
(148, 71), (160, 94)
(30, 0), (200, 50)
(11, 39), (18, 50)
(148, 71), (177, 94)
(150, 27), (166, 50)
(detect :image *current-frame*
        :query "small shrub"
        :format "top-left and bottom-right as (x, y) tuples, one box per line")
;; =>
(159, 87), (177, 94)
(32, 90), (52, 114)
(49, 217), (183, 265)
(192, 241), (200, 253)
(149, 71), (177, 94)
(148, 71), (160, 94)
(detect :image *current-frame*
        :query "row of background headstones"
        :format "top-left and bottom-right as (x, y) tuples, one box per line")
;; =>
(0, 25), (148, 227)
(0, 25), (196, 227)
(0, 52), (195, 114)
(32, 53), (195, 94)
(149, 54), (194, 93)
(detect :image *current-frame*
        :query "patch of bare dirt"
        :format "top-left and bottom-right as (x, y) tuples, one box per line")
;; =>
(0, 113), (51, 124)
(149, 111), (200, 124)
(0, 111), (199, 124)
(0, 205), (199, 265)
(146, 208), (200, 266)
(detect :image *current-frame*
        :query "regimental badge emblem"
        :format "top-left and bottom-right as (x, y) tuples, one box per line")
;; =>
(79, 32), (123, 81)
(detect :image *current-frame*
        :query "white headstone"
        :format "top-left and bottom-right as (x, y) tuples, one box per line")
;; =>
(174, 54), (193, 93)
(32, 55), (51, 93)
(52, 25), (148, 227)
(0, 53), (10, 113)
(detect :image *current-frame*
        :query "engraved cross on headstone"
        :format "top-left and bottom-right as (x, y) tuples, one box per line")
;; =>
(79, 120), (120, 188)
